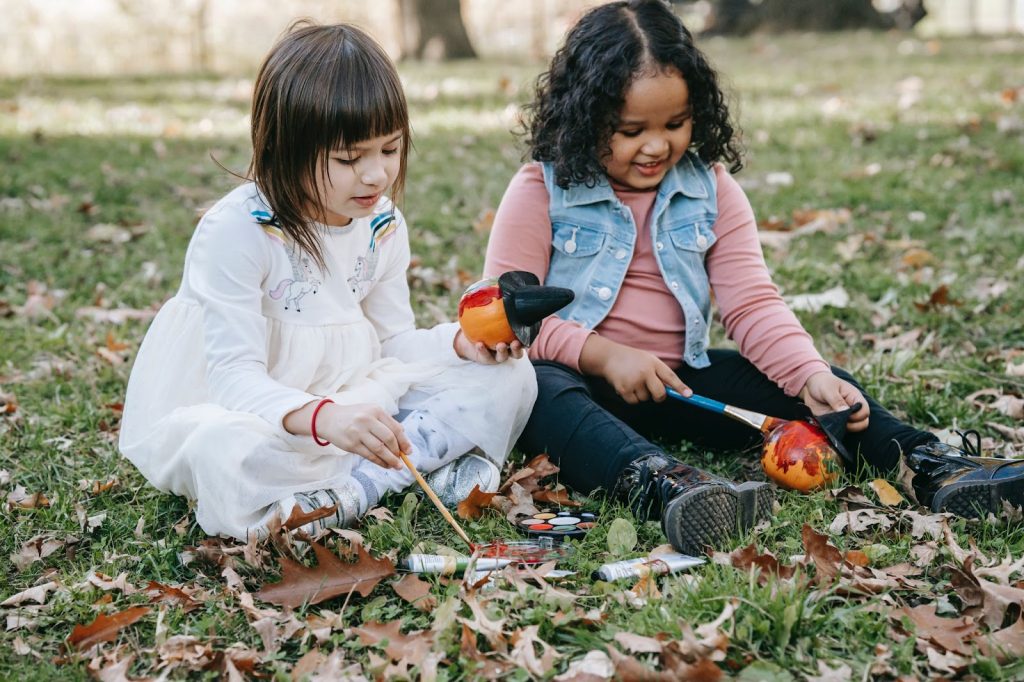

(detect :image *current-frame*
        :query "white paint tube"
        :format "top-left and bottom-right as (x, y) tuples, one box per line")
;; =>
(591, 552), (704, 581)
(399, 554), (514, 575)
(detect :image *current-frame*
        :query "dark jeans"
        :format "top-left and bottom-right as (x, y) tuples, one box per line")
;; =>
(518, 350), (937, 495)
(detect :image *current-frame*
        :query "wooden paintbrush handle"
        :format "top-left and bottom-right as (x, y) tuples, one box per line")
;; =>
(399, 451), (474, 549)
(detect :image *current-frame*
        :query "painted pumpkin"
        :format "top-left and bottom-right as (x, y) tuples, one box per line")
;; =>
(760, 421), (841, 492)
(458, 278), (516, 348)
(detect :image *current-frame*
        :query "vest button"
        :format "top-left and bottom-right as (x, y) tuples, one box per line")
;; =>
(656, 241), (665, 251)
(615, 249), (627, 260)
(597, 287), (612, 300)
(696, 235), (708, 248)
(670, 281), (680, 290)
(564, 240), (577, 254)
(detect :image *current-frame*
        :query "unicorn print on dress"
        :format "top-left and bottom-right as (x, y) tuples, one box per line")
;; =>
(253, 208), (322, 313)
(269, 245), (321, 312)
(348, 212), (397, 298)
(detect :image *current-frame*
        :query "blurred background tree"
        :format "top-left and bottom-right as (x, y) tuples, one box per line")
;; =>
(0, 0), (1020, 74)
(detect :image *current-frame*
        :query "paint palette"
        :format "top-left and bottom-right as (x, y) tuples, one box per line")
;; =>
(518, 510), (598, 540)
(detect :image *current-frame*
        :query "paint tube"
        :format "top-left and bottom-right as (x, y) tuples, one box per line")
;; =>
(399, 554), (514, 575)
(591, 552), (704, 582)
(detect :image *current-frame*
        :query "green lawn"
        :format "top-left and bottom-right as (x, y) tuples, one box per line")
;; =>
(2, 32), (1024, 680)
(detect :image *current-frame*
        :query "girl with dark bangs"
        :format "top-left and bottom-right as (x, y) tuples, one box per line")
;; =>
(119, 23), (537, 540)
(485, 0), (1023, 556)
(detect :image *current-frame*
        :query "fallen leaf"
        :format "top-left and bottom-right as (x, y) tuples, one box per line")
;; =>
(869, 479), (906, 506)
(802, 524), (844, 582)
(553, 649), (614, 681)
(67, 606), (150, 651)
(914, 284), (961, 311)
(255, 540), (394, 608)
(509, 624), (562, 677)
(281, 501), (339, 532)
(1, 581), (59, 607)
(6, 485), (50, 510)
(457, 484), (497, 520)
(145, 581), (203, 613)
(786, 286), (850, 313)
(391, 573), (437, 612)
(353, 620), (435, 663)
(892, 604), (977, 656)
(614, 631), (663, 654)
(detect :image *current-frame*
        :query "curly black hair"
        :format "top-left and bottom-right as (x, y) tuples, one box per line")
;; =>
(522, 0), (742, 189)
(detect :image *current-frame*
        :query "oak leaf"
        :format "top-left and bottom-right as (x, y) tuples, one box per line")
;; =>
(392, 573), (437, 612)
(353, 620), (434, 663)
(67, 606), (150, 650)
(255, 540), (394, 608)
(145, 581), (203, 613)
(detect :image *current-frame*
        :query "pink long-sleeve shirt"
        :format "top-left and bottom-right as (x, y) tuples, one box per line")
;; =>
(483, 162), (830, 397)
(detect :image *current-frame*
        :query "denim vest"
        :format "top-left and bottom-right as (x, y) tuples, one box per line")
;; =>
(541, 152), (719, 368)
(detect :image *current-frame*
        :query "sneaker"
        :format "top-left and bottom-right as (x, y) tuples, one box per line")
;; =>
(278, 483), (363, 536)
(905, 430), (1024, 518)
(615, 454), (774, 556)
(424, 453), (501, 508)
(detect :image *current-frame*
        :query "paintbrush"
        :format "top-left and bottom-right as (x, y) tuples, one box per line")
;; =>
(398, 451), (474, 549)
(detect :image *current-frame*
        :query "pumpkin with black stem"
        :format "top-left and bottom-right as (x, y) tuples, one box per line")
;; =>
(458, 271), (574, 349)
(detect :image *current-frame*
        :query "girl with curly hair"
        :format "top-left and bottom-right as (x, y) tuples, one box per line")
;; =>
(484, 0), (1024, 555)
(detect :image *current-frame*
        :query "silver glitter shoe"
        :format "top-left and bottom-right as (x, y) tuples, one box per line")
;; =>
(279, 482), (363, 536)
(424, 453), (501, 508)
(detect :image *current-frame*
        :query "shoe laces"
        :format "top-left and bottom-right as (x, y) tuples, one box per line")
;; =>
(956, 429), (983, 457)
(629, 461), (704, 517)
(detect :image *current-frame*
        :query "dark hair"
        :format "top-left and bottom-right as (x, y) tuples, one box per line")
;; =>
(522, 0), (742, 189)
(247, 22), (410, 269)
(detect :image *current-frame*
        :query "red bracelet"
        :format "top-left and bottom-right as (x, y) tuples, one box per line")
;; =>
(311, 398), (334, 446)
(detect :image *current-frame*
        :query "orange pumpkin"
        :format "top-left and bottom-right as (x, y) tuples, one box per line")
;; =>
(458, 279), (516, 349)
(760, 421), (841, 492)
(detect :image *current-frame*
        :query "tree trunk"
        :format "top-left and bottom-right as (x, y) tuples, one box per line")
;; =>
(398, 0), (476, 61)
(705, 0), (898, 35)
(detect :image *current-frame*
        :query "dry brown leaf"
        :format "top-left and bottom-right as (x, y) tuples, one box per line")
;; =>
(613, 631), (663, 654)
(532, 486), (581, 507)
(728, 544), (797, 583)
(67, 606), (150, 651)
(509, 624), (562, 677)
(499, 453), (560, 495)
(844, 550), (871, 568)
(255, 540), (394, 608)
(353, 620), (435, 663)
(900, 247), (935, 268)
(10, 535), (65, 571)
(1, 581), (59, 607)
(553, 649), (614, 682)
(460, 622), (515, 678)
(392, 573), (437, 612)
(802, 524), (844, 582)
(460, 592), (509, 653)
(978, 616), (1024, 663)
(892, 604), (977, 656)
(914, 284), (961, 311)
(6, 485), (50, 510)
(869, 479), (906, 506)
(281, 502), (339, 531)
(145, 581), (203, 613)
(457, 484), (497, 520)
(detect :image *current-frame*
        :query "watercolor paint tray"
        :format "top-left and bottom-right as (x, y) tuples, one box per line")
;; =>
(518, 510), (597, 540)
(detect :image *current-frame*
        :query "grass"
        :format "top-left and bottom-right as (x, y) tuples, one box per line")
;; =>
(2, 31), (1024, 680)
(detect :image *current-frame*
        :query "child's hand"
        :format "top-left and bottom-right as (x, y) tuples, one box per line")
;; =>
(580, 335), (690, 404)
(798, 372), (870, 432)
(317, 403), (411, 469)
(453, 329), (525, 365)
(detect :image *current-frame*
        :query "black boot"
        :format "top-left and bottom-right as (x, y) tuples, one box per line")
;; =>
(905, 430), (1024, 518)
(614, 454), (775, 556)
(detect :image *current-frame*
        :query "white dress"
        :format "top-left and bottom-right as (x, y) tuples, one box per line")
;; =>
(119, 183), (537, 539)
